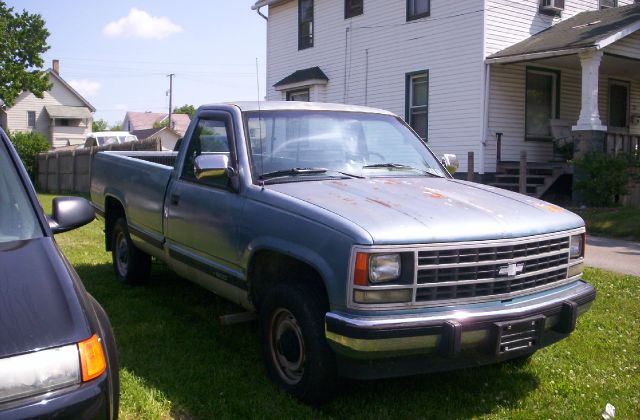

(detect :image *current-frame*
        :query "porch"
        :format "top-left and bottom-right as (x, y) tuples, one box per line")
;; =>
(45, 105), (92, 147)
(484, 4), (640, 198)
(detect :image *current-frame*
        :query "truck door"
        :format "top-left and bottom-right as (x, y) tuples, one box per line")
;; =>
(165, 111), (244, 279)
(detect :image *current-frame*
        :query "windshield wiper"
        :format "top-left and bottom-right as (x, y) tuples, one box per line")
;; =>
(261, 167), (328, 180)
(362, 163), (443, 177)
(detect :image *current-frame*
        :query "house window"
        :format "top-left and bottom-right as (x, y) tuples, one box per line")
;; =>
(345, 0), (363, 18)
(299, 0), (314, 50)
(56, 119), (70, 127)
(599, 0), (617, 9)
(407, 0), (430, 21)
(286, 88), (310, 102)
(609, 80), (629, 128)
(525, 68), (559, 140)
(27, 111), (36, 128)
(406, 71), (429, 140)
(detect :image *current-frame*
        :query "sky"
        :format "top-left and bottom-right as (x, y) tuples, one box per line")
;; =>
(6, 0), (267, 125)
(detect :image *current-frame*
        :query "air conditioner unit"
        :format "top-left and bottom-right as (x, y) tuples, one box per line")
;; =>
(540, 0), (565, 12)
(599, 0), (617, 9)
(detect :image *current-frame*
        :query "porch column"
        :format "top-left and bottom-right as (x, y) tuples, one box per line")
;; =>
(572, 49), (606, 132)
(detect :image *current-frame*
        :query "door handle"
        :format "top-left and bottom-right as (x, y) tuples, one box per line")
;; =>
(170, 194), (180, 205)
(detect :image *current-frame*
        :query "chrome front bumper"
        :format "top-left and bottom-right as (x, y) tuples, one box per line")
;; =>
(325, 281), (595, 378)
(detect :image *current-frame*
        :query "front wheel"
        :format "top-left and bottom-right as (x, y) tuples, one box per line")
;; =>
(111, 217), (151, 284)
(259, 283), (336, 404)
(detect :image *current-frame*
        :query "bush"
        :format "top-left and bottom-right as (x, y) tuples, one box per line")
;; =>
(573, 152), (631, 207)
(9, 131), (50, 180)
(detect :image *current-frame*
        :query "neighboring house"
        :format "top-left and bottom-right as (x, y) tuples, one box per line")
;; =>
(131, 126), (182, 151)
(122, 111), (190, 137)
(0, 60), (95, 148)
(252, 0), (640, 194)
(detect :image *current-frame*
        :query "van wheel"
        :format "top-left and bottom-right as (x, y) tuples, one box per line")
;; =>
(259, 283), (336, 404)
(111, 217), (150, 284)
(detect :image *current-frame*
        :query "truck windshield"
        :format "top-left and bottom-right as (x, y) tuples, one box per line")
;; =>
(245, 111), (447, 181)
(0, 142), (43, 243)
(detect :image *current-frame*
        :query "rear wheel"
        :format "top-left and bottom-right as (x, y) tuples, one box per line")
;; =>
(111, 217), (150, 284)
(259, 283), (336, 404)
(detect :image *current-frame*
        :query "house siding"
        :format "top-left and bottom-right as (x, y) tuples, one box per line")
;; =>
(4, 75), (90, 146)
(485, 0), (638, 57)
(606, 30), (640, 60)
(266, 0), (486, 172)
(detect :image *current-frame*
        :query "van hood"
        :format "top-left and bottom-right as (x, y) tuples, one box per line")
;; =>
(0, 238), (91, 358)
(268, 177), (584, 244)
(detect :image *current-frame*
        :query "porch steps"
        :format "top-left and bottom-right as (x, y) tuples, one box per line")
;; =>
(490, 162), (570, 198)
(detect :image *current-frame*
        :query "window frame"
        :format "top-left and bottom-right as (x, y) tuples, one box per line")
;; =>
(345, 0), (364, 19)
(525, 66), (561, 142)
(27, 111), (36, 128)
(286, 88), (311, 102)
(178, 112), (238, 190)
(406, 0), (430, 21)
(405, 70), (429, 141)
(599, 0), (617, 9)
(608, 79), (630, 129)
(298, 0), (314, 50)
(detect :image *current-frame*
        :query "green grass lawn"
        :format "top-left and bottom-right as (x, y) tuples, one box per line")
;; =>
(39, 193), (640, 419)
(577, 207), (640, 242)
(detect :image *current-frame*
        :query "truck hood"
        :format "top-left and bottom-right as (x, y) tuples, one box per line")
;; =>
(268, 177), (584, 244)
(0, 238), (91, 358)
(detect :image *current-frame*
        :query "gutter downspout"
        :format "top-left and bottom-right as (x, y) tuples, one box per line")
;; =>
(255, 6), (268, 20)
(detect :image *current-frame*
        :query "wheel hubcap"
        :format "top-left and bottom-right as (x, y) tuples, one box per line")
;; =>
(115, 232), (129, 275)
(270, 308), (305, 385)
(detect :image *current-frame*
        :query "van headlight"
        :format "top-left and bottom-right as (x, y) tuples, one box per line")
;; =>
(0, 345), (80, 404)
(570, 234), (585, 259)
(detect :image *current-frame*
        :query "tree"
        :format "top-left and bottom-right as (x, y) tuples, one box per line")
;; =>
(0, 2), (51, 108)
(92, 119), (108, 132)
(152, 119), (169, 129)
(110, 124), (122, 131)
(173, 104), (196, 117)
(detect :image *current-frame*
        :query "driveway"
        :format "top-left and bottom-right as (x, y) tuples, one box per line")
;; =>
(585, 236), (640, 277)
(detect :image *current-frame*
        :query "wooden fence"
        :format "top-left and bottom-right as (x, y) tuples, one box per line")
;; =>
(37, 138), (161, 193)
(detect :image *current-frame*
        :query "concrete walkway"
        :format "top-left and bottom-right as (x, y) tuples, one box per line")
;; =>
(585, 236), (640, 277)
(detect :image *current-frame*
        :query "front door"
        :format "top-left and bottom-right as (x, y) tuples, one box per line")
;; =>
(165, 111), (244, 282)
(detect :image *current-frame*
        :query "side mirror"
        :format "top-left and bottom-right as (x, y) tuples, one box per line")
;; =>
(441, 154), (459, 175)
(49, 197), (95, 234)
(194, 154), (231, 181)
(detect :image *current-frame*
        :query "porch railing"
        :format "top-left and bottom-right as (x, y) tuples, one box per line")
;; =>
(606, 132), (640, 162)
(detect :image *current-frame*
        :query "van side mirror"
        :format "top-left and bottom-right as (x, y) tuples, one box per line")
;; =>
(49, 197), (95, 234)
(194, 154), (231, 181)
(441, 154), (459, 175)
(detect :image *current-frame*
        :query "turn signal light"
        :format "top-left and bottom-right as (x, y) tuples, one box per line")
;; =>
(354, 252), (369, 286)
(78, 334), (107, 382)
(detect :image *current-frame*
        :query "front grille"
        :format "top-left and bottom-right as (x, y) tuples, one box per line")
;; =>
(414, 236), (570, 304)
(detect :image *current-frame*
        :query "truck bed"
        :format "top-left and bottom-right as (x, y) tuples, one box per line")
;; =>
(91, 151), (178, 242)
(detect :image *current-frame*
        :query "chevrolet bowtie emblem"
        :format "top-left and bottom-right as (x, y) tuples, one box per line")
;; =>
(498, 262), (524, 277)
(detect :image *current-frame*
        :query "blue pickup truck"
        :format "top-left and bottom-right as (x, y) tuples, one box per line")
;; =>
(90, 102), (594, 402)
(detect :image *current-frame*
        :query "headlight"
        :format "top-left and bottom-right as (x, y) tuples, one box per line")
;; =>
(369, 254), (401, 283)
(0, 334), (107, 405)
(570, 234), (585, 259)
(0, 345), (80, 404)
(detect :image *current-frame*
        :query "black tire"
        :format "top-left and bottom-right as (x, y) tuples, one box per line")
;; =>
(88, 295), (120, 419)
(111, 217), (151, 284)
(259, 283), (336, 404)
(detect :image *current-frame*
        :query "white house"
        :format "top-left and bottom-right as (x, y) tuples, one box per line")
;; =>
(252, 0), (640, 194)
(0, 60), (95, 148)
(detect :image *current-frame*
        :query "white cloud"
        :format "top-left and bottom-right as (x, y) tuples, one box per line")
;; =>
(69, 79), (101, 97)
(103, 8), (183, 39)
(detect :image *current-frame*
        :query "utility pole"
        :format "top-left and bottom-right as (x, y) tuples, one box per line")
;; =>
(167, 73), (175, 129)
